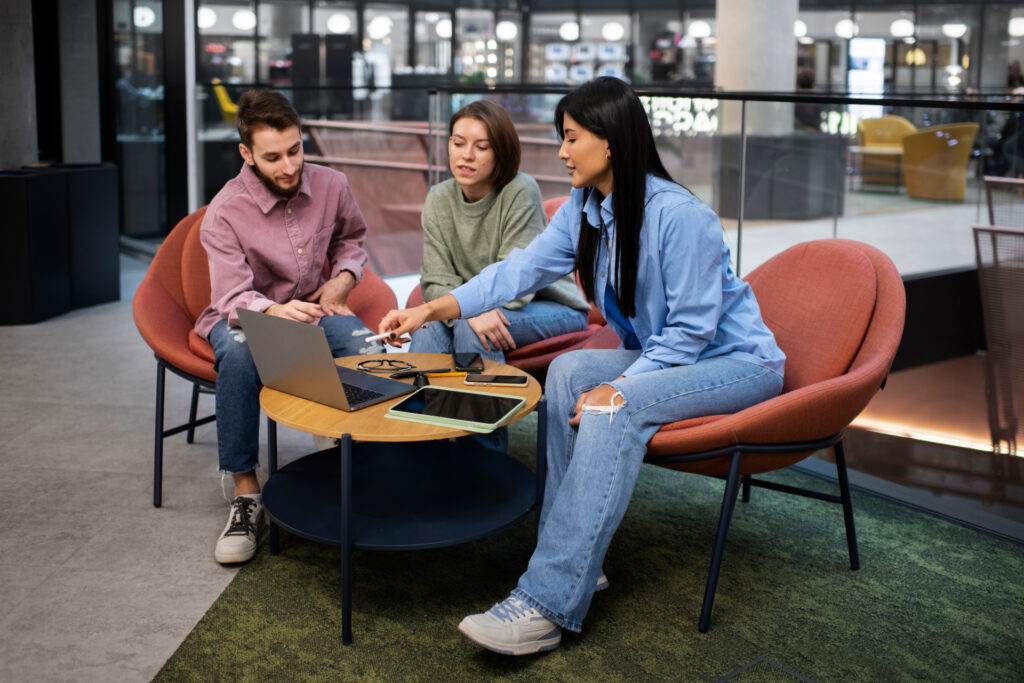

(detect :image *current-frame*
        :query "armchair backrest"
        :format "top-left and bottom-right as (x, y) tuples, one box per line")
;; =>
(745, 239), (902, 395)
(857, 115), (916, 145)
(543, 196), (570, 222)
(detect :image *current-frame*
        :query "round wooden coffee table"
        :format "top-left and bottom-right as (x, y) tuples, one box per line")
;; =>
(258, 353), (546, 645)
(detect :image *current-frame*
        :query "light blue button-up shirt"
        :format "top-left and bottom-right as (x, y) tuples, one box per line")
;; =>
(451, 175), (785, 379)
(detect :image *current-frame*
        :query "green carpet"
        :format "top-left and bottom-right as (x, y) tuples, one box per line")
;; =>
(157, 416), (1023, 681)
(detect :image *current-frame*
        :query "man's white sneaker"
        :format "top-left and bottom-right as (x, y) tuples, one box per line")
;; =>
(595, 573), (609, 591)
(458, 595), (562, 655)
(214, 495), (263, 564)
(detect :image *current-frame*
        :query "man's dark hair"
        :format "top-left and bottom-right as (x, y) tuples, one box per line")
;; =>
(449, 99), (522, 191)
(236, 90), (301, 148)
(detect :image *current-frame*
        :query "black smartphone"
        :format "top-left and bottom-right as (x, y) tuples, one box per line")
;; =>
(452, 352), (484, 372)
(464, 373), (529, 386)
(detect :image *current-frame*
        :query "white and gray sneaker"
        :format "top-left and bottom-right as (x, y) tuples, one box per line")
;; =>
(214, 495), (263, 564)
(458, 595), (562, 655)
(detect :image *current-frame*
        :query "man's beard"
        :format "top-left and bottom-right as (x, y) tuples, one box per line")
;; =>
(251, 160), (303, 199)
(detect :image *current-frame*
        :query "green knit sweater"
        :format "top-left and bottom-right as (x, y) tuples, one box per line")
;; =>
(420, 172), (590, 317)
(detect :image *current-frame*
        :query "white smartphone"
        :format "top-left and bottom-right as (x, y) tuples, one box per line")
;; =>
(464, 373), (529, 387)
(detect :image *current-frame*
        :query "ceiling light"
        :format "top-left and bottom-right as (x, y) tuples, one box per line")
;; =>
(890, 19), (914, 38)
(835, 19), (857, 39)
(134, 6), (156, 28)
(435, 18), (452, 39)
(602, 21), (625, 42)
(327, 13), (351, 34)
(232, 9), (256, 31)
(197, 7), (217, 30)
(942, 23), (967, 39)
(496, 21), (518, 42)
(559, 21), (579, 42)
(688, 20), (711, 39)
(367, 16), (393, 40)
(794, 20), (807, 38)
(1010, 17), (1024, 37)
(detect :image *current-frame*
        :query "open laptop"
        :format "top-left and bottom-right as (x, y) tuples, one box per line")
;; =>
(235, 308), (415, 411)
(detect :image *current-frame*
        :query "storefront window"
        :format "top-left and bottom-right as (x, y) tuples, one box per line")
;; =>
(529, 11), (578, 83)
(197, 1), (257, 84)
(635, 8), (681, 84)
(495, 10), (522, 83)
(257, 0), (310, 85)
(112, 0), (167, 236)
(578, 12), (630, 82)
(916, 3), (980, 95)
(364, 3), (408, 87)
(414, 10), (453, 73)
(455, 9), (495, 83)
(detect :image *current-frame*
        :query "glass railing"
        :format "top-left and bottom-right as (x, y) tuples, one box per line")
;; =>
(195, 82), (1022, 281)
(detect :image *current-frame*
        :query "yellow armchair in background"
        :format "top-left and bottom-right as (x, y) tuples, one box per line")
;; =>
(902, 123), (979, 201)
(211, 78), (238, 125)
(856, 115), (917, 185)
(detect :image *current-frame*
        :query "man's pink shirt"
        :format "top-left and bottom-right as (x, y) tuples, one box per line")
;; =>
(194, 162), (369, 339)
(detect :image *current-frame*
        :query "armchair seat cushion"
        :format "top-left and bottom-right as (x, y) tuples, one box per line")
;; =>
(188, 330), (216, 364)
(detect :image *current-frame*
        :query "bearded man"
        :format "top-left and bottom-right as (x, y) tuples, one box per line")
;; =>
(193, 89), (381, 564)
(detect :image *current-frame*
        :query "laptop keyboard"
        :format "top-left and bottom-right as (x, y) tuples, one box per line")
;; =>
(343, 383), (384, 406)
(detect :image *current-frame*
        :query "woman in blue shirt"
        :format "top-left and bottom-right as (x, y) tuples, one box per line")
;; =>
(378, 77), (785, 655)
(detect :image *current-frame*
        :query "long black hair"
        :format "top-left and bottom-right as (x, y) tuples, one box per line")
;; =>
(555, 77), (674, 318)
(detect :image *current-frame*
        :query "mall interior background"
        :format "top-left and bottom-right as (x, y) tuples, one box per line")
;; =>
(2, 0), (1023, 538)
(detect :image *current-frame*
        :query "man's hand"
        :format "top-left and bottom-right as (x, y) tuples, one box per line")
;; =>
(466, 309), (515, 352)
(266, 300), (325, 323)
(306, 270), (356, 316)
(569, 379), (625, 427)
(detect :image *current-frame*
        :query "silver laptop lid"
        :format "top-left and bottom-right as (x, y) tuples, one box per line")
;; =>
(235, 308), (351, 411)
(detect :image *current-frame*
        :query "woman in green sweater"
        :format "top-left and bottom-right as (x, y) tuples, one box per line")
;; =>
(410, 99), (591, 362)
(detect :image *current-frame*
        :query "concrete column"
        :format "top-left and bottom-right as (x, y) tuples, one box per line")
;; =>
(715, 0), (798, 135)
(0, 2), (38, 169)
(980, 7), (1014, 93)
(58, 0), (102, 163)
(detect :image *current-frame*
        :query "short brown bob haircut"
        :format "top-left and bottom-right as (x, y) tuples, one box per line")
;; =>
(236, 90), (301, 149)
(449, 100), (521, 191)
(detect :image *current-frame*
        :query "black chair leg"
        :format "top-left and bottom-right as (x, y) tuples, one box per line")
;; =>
(186, 383), (201, 443)
(834, 439), (860, 570)
(153, 363), (165, 508)
(741, 474), (752, 503)
(698, 450), (744, 633)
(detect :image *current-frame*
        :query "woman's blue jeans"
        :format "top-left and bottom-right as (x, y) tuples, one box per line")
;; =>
(209, 315), (382, 475)
(408, 300), (588, 363)
(513, 349), (783, 632)
(409, 300), (588, 452)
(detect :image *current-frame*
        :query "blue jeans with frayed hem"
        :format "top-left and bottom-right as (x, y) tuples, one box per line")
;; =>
(512, 349), (783, 632)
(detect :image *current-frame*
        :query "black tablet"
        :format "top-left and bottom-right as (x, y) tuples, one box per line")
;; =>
(385, 386), (526, 433)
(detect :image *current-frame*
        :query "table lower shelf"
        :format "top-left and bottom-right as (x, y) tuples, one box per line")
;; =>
(262, 440), (537, 551)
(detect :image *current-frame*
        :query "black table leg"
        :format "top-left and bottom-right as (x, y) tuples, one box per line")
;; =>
(341, 434), (353, 645)
(535, 397), (547, 531)
(267, 417), (279, 556)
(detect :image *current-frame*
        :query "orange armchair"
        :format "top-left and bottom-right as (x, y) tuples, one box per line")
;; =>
(642, 239), (906, 632)
(133, 207), (397, 507)
(902, 123), (979, 201)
